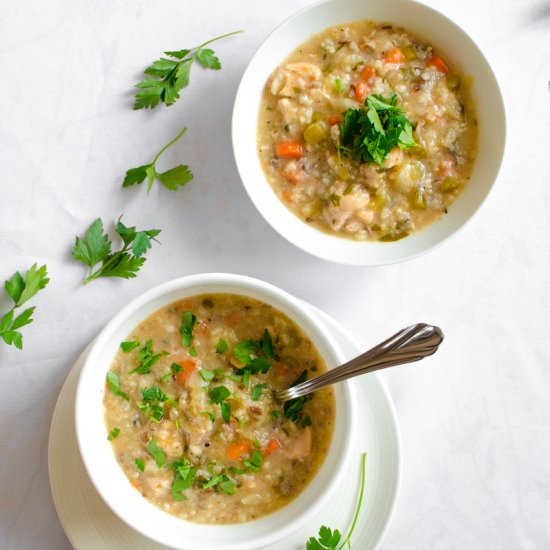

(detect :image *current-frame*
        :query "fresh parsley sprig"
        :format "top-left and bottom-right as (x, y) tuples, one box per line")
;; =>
(72, 217), (161, 285)
(306, 453), (367, 550)
(339, 93), (417, 167)
(133, 30), (244, 109)
(0, 264), (49, 349)
(122, 126), (193, 192)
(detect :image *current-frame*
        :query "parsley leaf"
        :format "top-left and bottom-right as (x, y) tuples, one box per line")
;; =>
(199, 369), (215, 382)
(216, 338), (228, 354)
(171, 458), (196, 500)
(138, 386), (169, 422)
(261, 329), (276, 360)
(120, 341), (140, 352)
(135, 458), (145, 472)
(180, 311), (197, 347)
(233, 340), (260, 364)
(306, 453), (367, 550)
(209, 386), (230, 403)
(243, 450), (263, 472)
(209, 386), (231, 423)
(251, 383), (266, 401)
(203, 473), (236, 495)
(339, 93), (417, 167)
(122, 127), (193, 193)
(283, 370), (311, 423)
(72, 217), (161, 285)
(133, 31), (243, 109)
(107, 427), (120, 441)
(0, 264), (49, 350)
(147, 436), (167, 467)
(106, 371), (129, 400)
(128, 340), (168, 375)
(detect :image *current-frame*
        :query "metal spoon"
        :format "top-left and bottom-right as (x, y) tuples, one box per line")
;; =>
(275, 323), (444, 402)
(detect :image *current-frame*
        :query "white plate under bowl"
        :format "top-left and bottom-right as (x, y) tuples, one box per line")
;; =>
(232, 0), (506, 265)
(48, 303), (401, 549)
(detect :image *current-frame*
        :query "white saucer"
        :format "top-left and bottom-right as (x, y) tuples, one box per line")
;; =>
(48, 304), (401, 550)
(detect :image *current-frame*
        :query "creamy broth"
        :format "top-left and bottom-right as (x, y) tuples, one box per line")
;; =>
(258, 21), (478, 241)
(104, 294), (335, 524)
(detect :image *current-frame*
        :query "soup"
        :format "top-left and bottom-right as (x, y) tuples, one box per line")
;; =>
(258, 20), (478, 241)
(103, 294), (335, 524)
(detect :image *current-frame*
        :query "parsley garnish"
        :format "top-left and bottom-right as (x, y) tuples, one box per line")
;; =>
(128, 339), (168, 375)
(180, 311), (197, 347)
(122, 126), (193, 192)
(133, 31), (243, 109)
(107, 427), (120, 441)
(243, 450), (263, 472)
(306, 453), (366, 550)
(203, 474), (236, 495)
(138, 386), (169, 422)
(271, 410), (280, 421)
(120, 340), (140, 352)
(283, 370), (311, 423)
(199, 369), (216, 382)
(0, 264), (49, 350)
(233, 340), (261, 364)
(135, 458), (145, 472)
(339, 93), (417, 167)
(106, 371), (129, 400)
(147, 436), (167, 467)
(251, 383), (266, 401)
(171, 458), (196, 501)
(209, 386), (231, 422)
(72, 217), (161, 285)
(216, 338), (228, 354)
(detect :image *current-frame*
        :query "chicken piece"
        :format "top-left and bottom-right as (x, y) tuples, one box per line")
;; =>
(383, 147), (403, 169)
(285, 427), (312, 460)
(270, 62), (322, 97)
(323, 183), (370, 232)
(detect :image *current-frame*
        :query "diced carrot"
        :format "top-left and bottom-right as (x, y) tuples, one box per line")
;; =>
(275, 140), (304, 159)
(282, 191), (293, 203)
(359, 66), (374, 82)
(384, 48), (405, 64)
(327, 115), (340, 126)
(282, 169), (302, 185)
(427, 55), (449, 74)
(354, 81), (369, 103)
(263, 438), (282, 457)
(227, 443), (252, 461)
(176, 360), (196, 386)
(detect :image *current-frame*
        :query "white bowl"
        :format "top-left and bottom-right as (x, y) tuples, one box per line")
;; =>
(232, 0), (506, 265)
(75, 273), (356, 550)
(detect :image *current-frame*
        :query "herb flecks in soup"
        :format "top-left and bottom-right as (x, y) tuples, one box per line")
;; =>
(258, 21), (478, 242)
(104, 294), (335, 524)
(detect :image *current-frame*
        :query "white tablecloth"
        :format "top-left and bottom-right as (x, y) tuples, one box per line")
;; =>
(1, 0), (549, 548)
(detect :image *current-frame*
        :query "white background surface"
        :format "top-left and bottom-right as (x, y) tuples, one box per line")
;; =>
(1, 0), (549, 548)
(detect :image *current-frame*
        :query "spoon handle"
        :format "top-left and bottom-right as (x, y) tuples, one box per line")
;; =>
(276, 323), (444, 402)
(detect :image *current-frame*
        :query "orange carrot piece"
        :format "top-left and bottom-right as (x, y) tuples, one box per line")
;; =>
(354, 81), (369, 103)
(282, 191), (293, 203)
(427, 55), (449, 74)
(327, 115), (340, 126)
(263, 438), (282, 457)
(275, 140), (304, 159)
(384, 48), (405, 64)
(359, 66), (374, 82)
(176, 360), (196, 386)
(227, 443), (252, 461)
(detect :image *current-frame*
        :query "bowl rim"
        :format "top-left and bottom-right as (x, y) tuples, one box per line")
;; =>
(231, 0), (507, 266)
(74, 273), (356, 550)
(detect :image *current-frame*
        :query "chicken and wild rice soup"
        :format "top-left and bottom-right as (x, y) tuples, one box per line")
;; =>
(258, 21), (478, 241)
(104, 294), (335, 524)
